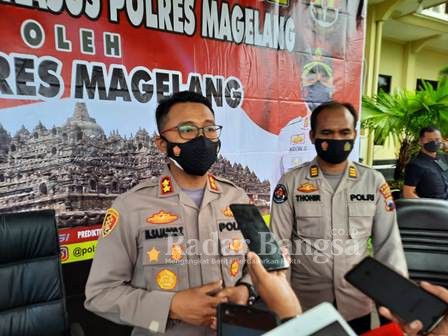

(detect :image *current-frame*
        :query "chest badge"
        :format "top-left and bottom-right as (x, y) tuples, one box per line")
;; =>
(230, 259), (240, 277)
(147, 247), (160, 263)
(223, 207), (234, 217)
(156, 269), (177, 290)
(229, 239), (243, 252)
(146, 210), (178, 224)
(297, 182), (318, 193)
(171, 244), (183, 261)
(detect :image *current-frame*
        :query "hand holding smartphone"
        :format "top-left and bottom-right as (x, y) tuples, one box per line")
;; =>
(345, 257), (448, 334)
(229, 204), (288, 272)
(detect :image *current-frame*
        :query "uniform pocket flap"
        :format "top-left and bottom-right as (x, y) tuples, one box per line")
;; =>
(348, 203), (376, 217)
(296, 203), (322, 217)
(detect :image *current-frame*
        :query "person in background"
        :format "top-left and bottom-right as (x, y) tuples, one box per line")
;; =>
(270, 101), (408, 334)
(85, 91), (255, 336)
(403, 126), (448, 199)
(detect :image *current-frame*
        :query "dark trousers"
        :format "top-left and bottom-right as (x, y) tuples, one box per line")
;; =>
(348, 314), (371, 335)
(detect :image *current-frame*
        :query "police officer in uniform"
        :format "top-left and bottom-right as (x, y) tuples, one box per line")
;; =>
(403, 126), (448, 199)
(85, 91), (255, 336)
(270, 101), (408, 334)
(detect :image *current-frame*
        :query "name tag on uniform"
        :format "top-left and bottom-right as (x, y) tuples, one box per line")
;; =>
(350, 194), (375, 201)
(145, 227), (184, 240)
(296, 195), (321, 202)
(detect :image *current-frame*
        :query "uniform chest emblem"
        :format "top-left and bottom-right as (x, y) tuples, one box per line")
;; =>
(147, 247), (160, 262)
(146, 210), (178, 224)
(160, 176), (173, 194)
(297, 182), (318, 193)
(230, 259), (240, 277)
(223, 207), (234, 217)
(171, 244), (183, 261)
(156, 269), (177, 290)
(229, 239), (243, 252)
(102, 208), (119, 237)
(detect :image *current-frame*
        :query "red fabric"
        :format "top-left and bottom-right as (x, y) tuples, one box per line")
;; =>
(361, 323), (403, 336)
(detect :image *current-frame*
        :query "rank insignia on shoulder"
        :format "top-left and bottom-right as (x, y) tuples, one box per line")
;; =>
(146, 210), (178, 225)
(160, 176), (173, 195)
(297, 182), (318, 193)
(310, 165), (319, 177)
(349, 166), (357, 178)
(273, 184), (288, 204)
(156, 269), (177, 290)
(208, 174), (219, 192)
(102, 208), (119, 237)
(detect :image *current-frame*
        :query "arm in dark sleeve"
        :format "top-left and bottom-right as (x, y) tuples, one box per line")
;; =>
(404, 162), (423, 187)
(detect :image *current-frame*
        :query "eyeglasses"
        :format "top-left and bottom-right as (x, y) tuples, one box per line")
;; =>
(160, 124), (223, 140)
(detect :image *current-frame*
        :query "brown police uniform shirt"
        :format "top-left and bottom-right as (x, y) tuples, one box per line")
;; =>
(85, 166), (250, 336)
(270, 158), (408, 321)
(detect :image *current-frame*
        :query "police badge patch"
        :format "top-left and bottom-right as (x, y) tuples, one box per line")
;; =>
(273, 184), (288, 204)
(102, 208), (119, 237)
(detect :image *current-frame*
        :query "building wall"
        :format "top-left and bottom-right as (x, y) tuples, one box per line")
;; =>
(379, 39), (404, 91)
(368, 39), (448, 161)
(415, 49), (448, 82)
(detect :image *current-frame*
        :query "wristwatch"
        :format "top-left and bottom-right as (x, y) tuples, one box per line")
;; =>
(236, 280), (258, 305)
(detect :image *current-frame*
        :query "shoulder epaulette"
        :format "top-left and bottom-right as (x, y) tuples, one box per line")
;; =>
(129, 177), (158, 192)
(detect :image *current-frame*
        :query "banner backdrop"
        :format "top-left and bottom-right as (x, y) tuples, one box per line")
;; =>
(0, 1), (365, 237)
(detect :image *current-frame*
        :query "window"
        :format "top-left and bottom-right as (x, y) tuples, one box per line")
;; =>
(416, 78), (438, 91)
(378, 74), (392, 93)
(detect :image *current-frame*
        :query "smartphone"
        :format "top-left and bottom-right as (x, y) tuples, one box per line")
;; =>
(229, 204), (288, 271)
(345, 256), (448, 334)
(217, 302), (279, 336)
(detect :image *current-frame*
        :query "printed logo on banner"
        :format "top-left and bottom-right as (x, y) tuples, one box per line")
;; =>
(309, 0), (340, 29)
(266, 0), (289, 7)
(59, 233), (70, 244)
(61, 241), (97, 264)
(60, 246), (69, 262)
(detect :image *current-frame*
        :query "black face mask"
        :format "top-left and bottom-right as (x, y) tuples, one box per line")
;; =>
(315, 138), (354, 164)
(423, 141), (441, 153)
(163, 136), (220, 176)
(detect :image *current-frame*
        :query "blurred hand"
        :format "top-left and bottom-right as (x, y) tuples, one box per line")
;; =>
(169, 281), (228, 326)
(246, 252), (301, 320)
(215, 285), (249, 305)
(379, 282), (448, 336)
